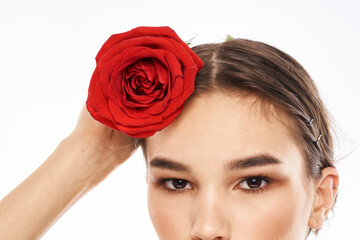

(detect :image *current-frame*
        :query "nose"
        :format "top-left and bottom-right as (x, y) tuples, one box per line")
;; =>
(190, 188), (230, 240)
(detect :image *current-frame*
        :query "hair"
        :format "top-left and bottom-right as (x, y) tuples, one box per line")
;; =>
(135, 38), (337, 237)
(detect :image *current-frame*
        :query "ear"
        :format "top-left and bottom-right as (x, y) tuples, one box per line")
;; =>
(145, 171), (148, 184)
(308, 167), (339, 229)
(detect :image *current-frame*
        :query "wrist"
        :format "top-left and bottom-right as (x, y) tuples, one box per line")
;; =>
(57, 132), (133, 188)
(51, 137), (102, 190)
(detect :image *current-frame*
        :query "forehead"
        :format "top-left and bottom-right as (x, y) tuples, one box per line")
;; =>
(146, 91), (303, 170)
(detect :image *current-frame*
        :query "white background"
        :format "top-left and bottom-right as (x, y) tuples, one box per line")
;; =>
(0, 0), (359, 239)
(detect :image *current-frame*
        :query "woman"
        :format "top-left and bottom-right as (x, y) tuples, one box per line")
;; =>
(0, 27), (339, 240)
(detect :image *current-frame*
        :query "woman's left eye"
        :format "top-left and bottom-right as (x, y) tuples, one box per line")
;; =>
(236, 176), (271, 193)
(161, 178), (193, 192)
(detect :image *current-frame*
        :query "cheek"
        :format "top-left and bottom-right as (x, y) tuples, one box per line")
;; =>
(232, 188), (311, 239)
(147, 185), (192, 239)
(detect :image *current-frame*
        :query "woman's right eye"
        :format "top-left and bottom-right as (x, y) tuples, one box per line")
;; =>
(160, 178), (193, 192)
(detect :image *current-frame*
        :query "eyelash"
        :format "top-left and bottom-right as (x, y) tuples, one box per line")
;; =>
(158, 178), (193, 194)
(235, 174), (272, 194)
(157, 174), (272, 194)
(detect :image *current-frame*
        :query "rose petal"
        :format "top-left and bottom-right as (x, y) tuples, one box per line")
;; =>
(112, 103), (184, 136)
(87, 72), (115, 122)
(96, 26), (204, 70)
(106, 49), (175, 116)
(86, 103), (117, 130)
(107, 97), (164, 126)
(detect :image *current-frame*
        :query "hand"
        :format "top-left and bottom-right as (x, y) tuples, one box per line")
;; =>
(65, 104), (140, 186)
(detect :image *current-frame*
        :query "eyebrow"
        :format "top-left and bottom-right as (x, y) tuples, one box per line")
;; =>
(149, 157), (189, 171)
(148, 154), (283, 172)
(226, 154), (283, 170)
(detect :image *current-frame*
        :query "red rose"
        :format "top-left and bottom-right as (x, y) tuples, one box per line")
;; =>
(86, 26), (204, 138)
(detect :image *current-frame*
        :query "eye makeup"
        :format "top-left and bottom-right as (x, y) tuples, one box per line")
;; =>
(234, 173), (273, 194)
(154, 173), (274, 194)
(157, 177), (194, 193)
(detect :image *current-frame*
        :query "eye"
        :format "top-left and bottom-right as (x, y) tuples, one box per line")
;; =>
(160, 178), (193, 192)
(235, 175), (272, 194)
(242, 177), (266, 189)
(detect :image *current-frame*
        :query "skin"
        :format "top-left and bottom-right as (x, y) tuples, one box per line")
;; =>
(145, 91), (339, 240)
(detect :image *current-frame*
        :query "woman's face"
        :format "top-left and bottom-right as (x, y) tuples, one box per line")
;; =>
(145, 91), (314, 240)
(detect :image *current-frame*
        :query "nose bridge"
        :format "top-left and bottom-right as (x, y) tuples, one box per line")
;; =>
(190, 184), (230, 240)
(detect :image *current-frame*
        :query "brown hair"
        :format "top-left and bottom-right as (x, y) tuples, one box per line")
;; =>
(135, 38), (337, 236)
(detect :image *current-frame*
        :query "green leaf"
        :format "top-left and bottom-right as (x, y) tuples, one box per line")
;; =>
(185, 33), (199, 46)
(225, 34), (234, 41)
